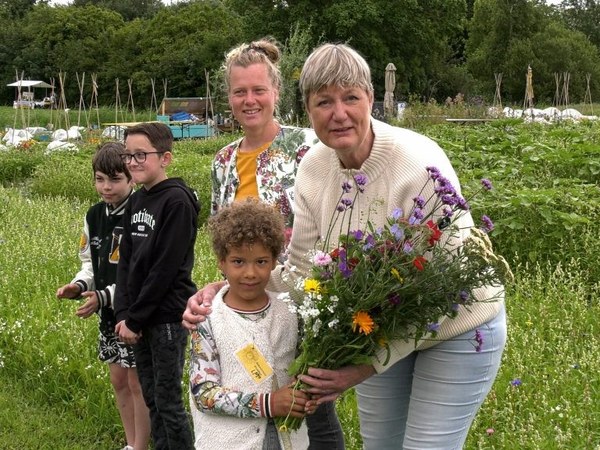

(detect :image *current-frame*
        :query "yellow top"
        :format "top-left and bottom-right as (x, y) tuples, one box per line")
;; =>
(234, 142), (271, 201)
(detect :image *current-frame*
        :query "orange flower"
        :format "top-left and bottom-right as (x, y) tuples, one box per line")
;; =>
(352, 311), (375, 335)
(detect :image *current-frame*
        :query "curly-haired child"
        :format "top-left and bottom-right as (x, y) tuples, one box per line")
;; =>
(189, 198), (312, 450)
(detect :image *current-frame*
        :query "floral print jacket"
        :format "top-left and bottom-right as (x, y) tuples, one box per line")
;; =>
(211, 126), (318, 232)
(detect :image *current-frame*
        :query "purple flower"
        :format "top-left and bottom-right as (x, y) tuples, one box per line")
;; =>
(427, 322), (440, 333)
(408, 208), (424, 225)
(435, 176), (456, 195)
(459, 290), (469, 302)
(402, 240), (414, 253)
(342, 181), (353, 193)
(391, 207), (403, 220)
(388, 293), (401, 305)
(426, 166), (440, 180)
(441, 194), (458, 206)
(319, 270), (333, 280)
(351, 229), (364, 240)
(474, 329), (484, 352)
(481, 215), (495, 233)
(511, 378), (522, 387)
(481, 178), (493, 190)
(442, 206), (454, 218)
(338, 197), (353, 210)
(412, 195), (425, 208)
(338, 261), (352, 278)
(455, 196), (470, 211)
(354, 173), (368, 188)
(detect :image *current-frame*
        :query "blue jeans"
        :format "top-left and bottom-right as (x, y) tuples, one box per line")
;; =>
(306, 401), (345, 449)
(134, 322), (194, 450)
(356, 306), (507, 450)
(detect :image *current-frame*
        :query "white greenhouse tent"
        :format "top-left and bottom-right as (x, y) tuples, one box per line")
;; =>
(7, 80), (55, 108)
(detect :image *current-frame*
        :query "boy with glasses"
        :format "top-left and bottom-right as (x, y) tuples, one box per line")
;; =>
(115, 122), (200, 449)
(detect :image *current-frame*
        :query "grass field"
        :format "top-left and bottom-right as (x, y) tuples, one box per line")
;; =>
(1, 111), (599, 449)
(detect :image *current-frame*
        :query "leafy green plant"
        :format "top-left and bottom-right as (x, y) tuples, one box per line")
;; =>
(0, 144), (46, 184)
(2, 120), (600, 449)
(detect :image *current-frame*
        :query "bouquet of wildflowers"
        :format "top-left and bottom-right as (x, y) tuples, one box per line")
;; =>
(275, 167), (513, 431)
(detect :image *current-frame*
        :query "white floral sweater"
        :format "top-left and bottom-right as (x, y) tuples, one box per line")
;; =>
(268, 118), (505, 373)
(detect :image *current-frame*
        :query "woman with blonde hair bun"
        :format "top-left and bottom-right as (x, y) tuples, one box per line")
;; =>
(188, 38), (345, 450)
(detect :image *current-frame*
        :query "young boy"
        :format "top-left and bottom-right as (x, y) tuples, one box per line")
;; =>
(56, 142), (150, 450)
(189, 199), (310, 450)
(114, 122), (199, 450)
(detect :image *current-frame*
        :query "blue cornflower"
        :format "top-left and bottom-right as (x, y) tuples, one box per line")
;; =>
(391, 207), (403, 220)
(338, 261), (352, 278)
(351, 229), (364, 240)
(363, 234), (375, 250)
(390, 223), (404, 240)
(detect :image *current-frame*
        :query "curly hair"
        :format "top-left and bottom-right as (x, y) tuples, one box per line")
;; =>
(208, 198), (285, 261)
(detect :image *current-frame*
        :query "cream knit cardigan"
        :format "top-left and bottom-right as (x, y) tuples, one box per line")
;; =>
(269, 118), (504, 373)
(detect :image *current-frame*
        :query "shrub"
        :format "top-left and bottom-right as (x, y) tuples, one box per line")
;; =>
(0, 144), (46, 184)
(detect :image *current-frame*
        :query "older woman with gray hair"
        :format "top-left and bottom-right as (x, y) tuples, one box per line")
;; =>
(184, 42), (507, 449)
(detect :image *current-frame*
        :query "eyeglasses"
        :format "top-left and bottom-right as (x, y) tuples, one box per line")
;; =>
(121, 151), (163, 164)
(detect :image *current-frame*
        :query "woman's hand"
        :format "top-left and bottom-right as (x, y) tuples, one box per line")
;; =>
(182, 281), (226, 330)
(298, 364), (376, 403)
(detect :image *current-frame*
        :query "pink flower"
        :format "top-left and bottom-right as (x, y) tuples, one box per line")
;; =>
(313, 251), (333, 266)
(486, 428), (495, 436)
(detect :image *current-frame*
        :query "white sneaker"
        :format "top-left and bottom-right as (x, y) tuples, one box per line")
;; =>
(121, 446), (134, 450)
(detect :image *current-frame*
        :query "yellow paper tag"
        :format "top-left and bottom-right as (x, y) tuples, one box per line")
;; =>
(235, 343), (273, 384)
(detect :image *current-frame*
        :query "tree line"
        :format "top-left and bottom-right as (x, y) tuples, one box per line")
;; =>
(1, 0), (599, 118)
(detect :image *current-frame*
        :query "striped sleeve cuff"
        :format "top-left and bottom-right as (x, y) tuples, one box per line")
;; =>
(74, 281), (87, 296)
(260, 393), (272, 418)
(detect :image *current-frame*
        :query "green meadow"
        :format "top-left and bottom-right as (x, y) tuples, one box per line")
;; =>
(1, 114), (599, 449)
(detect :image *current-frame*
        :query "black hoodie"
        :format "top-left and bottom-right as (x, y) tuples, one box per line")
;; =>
(114, 178), (200, 333)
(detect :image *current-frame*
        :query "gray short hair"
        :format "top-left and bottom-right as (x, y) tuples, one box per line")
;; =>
(299, 43), (373, 108)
